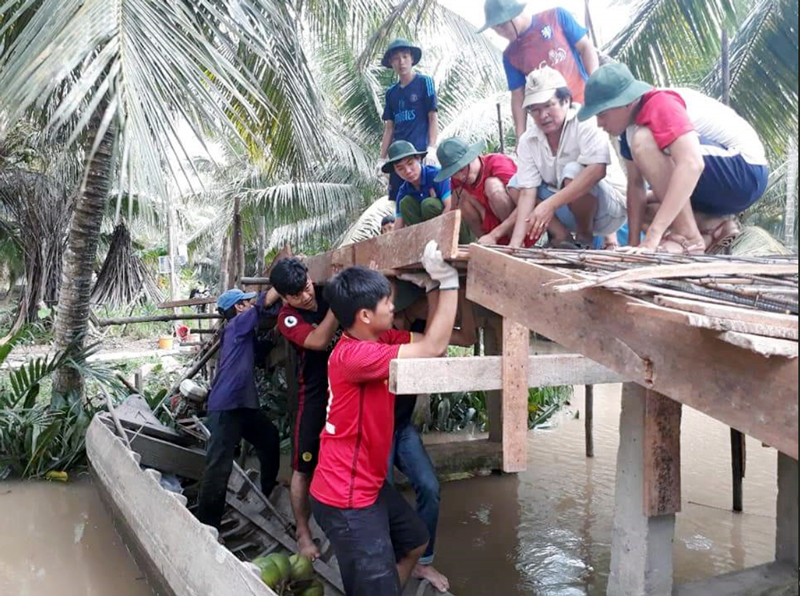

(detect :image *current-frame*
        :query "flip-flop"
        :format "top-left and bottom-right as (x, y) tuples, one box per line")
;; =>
(660, 233), (706, 255)
(701, 219), (741, 255)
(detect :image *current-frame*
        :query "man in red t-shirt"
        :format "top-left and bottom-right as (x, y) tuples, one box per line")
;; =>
(435, 137), (523, 246)
(580, 64), (769, 254)
(310, 242), (460, 596)
(272, 258), (340, 561)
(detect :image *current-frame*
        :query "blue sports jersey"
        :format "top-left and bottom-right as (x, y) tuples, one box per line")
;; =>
(383, 74), (438, 152)
(395, 165), (452, 217)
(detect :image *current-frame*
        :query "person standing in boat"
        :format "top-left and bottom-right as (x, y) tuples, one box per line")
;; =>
(272, 258), (340, 561)
(196, 288), (282, 531)
(309, 242), (459, 595)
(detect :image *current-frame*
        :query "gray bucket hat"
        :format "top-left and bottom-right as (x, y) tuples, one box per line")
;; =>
(578, 63), (654, 122)
(382, 38), (423, 69)
(383, 140), (428, 174)
(477, 0), (527, 34)
(434, 137), (486, 182)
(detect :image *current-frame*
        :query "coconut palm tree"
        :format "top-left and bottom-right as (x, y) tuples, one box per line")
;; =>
(0, 0), (322, 401)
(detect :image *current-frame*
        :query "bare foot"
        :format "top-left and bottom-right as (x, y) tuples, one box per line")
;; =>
(297, 533), (320, 561)
(413, 564), (450, 593)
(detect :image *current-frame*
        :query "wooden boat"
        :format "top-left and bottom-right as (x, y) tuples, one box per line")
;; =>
(87, 397), (453, 596)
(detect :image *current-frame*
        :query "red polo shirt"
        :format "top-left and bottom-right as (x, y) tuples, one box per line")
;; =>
(310, 329), (412, 509)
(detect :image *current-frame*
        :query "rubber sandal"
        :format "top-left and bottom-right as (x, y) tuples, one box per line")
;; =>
(701, 219), (741, 255)
(659, 233), (706, 255)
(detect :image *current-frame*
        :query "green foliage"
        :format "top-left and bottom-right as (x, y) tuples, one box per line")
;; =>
(427, 386), (572, 434)
(0, 334), (111, 479)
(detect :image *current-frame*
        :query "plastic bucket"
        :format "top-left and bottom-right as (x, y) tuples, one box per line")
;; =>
(158, 336), (174, 350)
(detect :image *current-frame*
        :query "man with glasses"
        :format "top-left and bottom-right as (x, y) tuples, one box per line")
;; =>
(505, 66), (627, 249)
(477, 0), (599, 145)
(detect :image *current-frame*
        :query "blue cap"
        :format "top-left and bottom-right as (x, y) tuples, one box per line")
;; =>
(217, 289), (257, 311)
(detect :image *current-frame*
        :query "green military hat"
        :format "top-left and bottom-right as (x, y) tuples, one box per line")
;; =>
(382, 38), (423, 69)
(477, 0), (527, 34)
(435, 137), (486, 182)
(578, 63), (654, 122)
(383, 141), (428, 174)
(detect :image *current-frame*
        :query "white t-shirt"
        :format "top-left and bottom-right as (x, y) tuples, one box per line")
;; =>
(517, 105), (627, 195)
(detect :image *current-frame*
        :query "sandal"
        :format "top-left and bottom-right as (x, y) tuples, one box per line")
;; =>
(701, 218), (741, 255)
(660, 233), (706, 255)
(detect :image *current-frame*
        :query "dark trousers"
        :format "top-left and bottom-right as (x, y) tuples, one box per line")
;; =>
(311, 484), (428, 596)
(196, 408), (280, 529)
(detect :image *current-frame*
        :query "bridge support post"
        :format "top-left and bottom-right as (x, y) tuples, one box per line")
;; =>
(776, 452), (798, 567)
(608, 383), (681, 596)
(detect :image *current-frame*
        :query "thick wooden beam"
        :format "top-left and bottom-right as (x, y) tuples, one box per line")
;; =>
(158, 297), (216, 309)
(502, 320), (529, 473)
(643, 392), (682, 517)
(389, 354), (626, 395)
(466, 245), (798, 460)
(354, 211), (461, 271)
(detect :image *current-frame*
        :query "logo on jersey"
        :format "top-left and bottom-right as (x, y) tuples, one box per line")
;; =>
(549, 48), (568, 66)
(302, 452), (314, 463)
(410, 94), (420, 103)
(542, 26), (554, 40)
(284, 316), (298, 329)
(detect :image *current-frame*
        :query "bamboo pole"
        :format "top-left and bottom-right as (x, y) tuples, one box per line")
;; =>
(97, 313), (221, 327)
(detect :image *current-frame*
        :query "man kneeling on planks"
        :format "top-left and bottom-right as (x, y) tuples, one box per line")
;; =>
(582, 63), (769, 254)
(272, 257), (340, 561)
(309, 242), (460, 596)
(197, 288), (282, 531)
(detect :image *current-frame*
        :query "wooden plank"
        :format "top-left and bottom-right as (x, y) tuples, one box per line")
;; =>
(304, 245), (354, 283)
(502, 320), (529, 473)
(643, 391), (682, 517)
(389, 354), (627, 395)
(655, 296), (799, 329)
(466, 245), (799, 459)
(629, 302), (799, 341)
(353, 211), (461, 271)
(718, 332), (799, 359)
(556, 262), (799, 293)
(158, 297), (216, 309)
(99, 417), (207, 480)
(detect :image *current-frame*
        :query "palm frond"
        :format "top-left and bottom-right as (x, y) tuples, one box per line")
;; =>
(0, 0), (317, 208)
(703, 0), (799, 155)
(606, 0), (738, 86)
(337, 197), (395, 247)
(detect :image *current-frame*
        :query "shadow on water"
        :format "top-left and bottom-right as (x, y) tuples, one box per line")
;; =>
(434, 385), (778, 596)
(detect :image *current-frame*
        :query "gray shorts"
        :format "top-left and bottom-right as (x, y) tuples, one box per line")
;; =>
(535, 162), (627, 237)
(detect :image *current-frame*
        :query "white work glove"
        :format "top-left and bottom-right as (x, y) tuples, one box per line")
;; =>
(422, 241), (459, 291)
(397, 272), (438, 293)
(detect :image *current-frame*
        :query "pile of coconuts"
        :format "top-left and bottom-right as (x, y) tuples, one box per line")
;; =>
(252, 552), (323, 596)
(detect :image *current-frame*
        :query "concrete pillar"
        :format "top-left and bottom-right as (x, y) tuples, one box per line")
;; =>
(775, 452), (798, 566)
(607, 383), (676, 596)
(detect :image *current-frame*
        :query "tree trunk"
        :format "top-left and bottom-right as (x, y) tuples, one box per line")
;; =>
(167, 202), (180, 302)
(51, 107), (117, 404)
(257, 216), (267, 276)
(231, 196), (244, 286)
(219, 231), (230, 293)
(785, 138), (798, 249)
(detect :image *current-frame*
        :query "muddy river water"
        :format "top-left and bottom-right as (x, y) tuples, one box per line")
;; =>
(0, 385), (779, 595)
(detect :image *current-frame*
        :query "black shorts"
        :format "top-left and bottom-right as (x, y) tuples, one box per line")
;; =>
(291, 395), (327, 474)
(311, 484), (428, 596)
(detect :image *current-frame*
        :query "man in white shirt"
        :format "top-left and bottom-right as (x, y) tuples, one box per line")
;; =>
(496, 66), (627, 249)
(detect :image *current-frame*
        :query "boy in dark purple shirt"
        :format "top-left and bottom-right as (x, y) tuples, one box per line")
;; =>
(196, 288), (282, 530)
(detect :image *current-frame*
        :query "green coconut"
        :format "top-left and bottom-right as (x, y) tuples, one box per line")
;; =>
(260, 560), (282, 589)
(289, 553), (315, 582)
(297, 579), (324, 596)
(265, 553), (292, 582)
